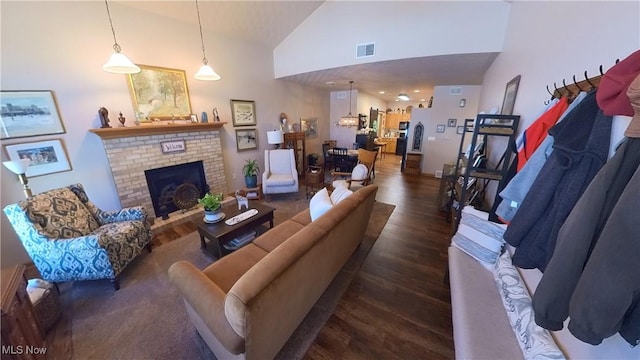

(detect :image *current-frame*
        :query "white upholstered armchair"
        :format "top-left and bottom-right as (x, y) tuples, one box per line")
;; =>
(262, 149), (299, 197)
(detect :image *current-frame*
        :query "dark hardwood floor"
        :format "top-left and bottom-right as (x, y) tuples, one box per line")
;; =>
(303, 154), (455, 360)
(44, 154), (455, 359)
(153, 154), (455, 359)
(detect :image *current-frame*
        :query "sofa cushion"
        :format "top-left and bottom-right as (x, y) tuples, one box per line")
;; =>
(264, 174), (296, 186)
(289, 209), (311, 226)
(253, 220), (305, 252)
(26, 187), (100, 239)
(309, 188), (333, 221)
(202, 244), (268, 293)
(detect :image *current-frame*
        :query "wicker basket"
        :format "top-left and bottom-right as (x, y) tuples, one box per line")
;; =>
(23, 263), (61, 332)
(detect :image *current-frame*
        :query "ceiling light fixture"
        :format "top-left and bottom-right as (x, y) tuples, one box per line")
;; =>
(398, 93), (410, 101)
(102, 0), (140, 74)
(194, 0), (221, 81)
(338, 80), (358, 127)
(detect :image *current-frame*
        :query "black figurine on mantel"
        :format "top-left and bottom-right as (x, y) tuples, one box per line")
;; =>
(118, 112), (126, 127)
(98, 107), (111, 128)
(213, 107), (220, 122)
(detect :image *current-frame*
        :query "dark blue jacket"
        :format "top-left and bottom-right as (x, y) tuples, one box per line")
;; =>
(503, 91), (612, 271)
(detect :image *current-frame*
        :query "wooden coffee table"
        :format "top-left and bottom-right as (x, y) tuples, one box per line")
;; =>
(196, 201), (275, 259)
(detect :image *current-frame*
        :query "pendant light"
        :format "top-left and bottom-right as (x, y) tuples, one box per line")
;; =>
(194, 0), (221, 81)
(102, 0), (140, 74)
(338, 80), (358, 127)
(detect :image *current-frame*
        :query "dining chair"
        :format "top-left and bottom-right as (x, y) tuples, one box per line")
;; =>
(322, 142), (333, 173)
(332, 147), (350, 173)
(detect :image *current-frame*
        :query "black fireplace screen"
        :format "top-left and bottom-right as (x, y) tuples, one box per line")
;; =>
(144, 160), (209, 219)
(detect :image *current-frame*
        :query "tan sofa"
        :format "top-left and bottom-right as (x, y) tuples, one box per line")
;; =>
(169, 185), (378, 359)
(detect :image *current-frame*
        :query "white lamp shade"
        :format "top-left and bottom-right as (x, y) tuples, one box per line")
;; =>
(267, 130), (284, 144)
(3, 158), (30, 175)
(103, 52), (141, 74)
(195, 64), (221, 81)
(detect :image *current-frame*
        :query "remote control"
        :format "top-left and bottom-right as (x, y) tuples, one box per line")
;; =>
(225, 208), (258, 226)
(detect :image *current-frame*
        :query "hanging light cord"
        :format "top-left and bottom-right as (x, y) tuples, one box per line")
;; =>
(348, 80), (354, 117)
(195, 0), (209, 65)
(104, 0), (121, 53)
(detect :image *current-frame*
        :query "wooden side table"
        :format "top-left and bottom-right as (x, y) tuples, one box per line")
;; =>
(305, 166), (325, 199)
(1, 264), (46, 359)
(240, 185), (262, 200)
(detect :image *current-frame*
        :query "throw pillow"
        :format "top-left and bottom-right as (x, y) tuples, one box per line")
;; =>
(309, 188), (333, 221)
(330, 184), (353, 204)
(493, 251), (565, 360)
(351, 164), (368, 180)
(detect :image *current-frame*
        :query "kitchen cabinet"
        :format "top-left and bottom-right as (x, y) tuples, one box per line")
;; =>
(385, 114), (411, 130)
(377, 137), (397, 153)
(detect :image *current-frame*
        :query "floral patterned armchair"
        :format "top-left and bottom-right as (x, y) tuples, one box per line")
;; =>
(3, 183), (151, 290)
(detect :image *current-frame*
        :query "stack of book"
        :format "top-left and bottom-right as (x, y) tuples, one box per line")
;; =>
(223, 230), (257, 251)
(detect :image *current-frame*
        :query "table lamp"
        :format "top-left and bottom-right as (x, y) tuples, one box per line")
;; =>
(267, 130), (284, 149)
(3, 158), (32, 198)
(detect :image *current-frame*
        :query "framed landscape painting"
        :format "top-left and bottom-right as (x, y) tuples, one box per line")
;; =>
(236, 129), (258, 151)
(127, 65), (192, 121)
(4, 139), (71, 177)
(0, 90), (66, 140)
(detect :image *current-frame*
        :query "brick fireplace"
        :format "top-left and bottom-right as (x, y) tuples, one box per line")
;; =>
(90, 124), (228, 228)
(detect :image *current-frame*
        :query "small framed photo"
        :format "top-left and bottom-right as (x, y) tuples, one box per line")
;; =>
(4, 139), (71, 177)
(447, 118), (457, 127)
(457, 126), (464, 135)
(236, 129), (258, 151)
(190, 114), (198, 123)
(230, 99), (256, 127)
(160, 140), (186, 154)
(0, 90), (66, 140)
(436, 124), (446, 133)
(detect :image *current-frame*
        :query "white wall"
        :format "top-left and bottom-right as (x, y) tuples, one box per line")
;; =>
(275, 1), (510, 77)
(0, 1), (327, 267)
(477, 0), (640, 206)
(411, 85), (483, 175)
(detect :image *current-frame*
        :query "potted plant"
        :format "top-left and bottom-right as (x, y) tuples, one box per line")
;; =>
(243, 158), (260, 188)
(198, 192), (224, 223)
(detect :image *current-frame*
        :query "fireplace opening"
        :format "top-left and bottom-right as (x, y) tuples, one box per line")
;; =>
(144, 160), (209, 219)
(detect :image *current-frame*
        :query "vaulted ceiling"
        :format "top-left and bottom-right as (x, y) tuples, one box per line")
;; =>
(121, 1), (498, 102)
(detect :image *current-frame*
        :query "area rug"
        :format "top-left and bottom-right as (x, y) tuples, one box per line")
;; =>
(65, 201), (395, 359)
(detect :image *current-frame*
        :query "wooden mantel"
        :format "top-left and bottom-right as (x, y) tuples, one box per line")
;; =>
(89, 122), (227, 139)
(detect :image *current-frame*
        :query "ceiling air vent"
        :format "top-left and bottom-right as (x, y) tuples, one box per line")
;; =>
(450, 87), (463, 95)
(356, 42), (375, 58)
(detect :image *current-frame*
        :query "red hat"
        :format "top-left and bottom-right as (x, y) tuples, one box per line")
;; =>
(596, 49), (640, 116)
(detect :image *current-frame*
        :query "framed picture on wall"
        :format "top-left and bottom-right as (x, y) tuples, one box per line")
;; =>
(457, 126), (464, 135)
(127, 65), (192, 121)
(501, 75), (521, 115)
(230, 99), (256, 126)
(436, 124), (446, 133)
(447, 118), (457, 127)
(236, 129), (258, 151)
(301, 117), (318, 138)
(0, 90), (66, 140)
(4, 139), (71, 177)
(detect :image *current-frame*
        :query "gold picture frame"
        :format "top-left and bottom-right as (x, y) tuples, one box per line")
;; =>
(230, 99), (256, 127)
(127, 65), (192, 121)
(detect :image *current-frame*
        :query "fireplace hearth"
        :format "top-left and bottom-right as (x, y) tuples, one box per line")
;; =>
(145, 161), (209, 219)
